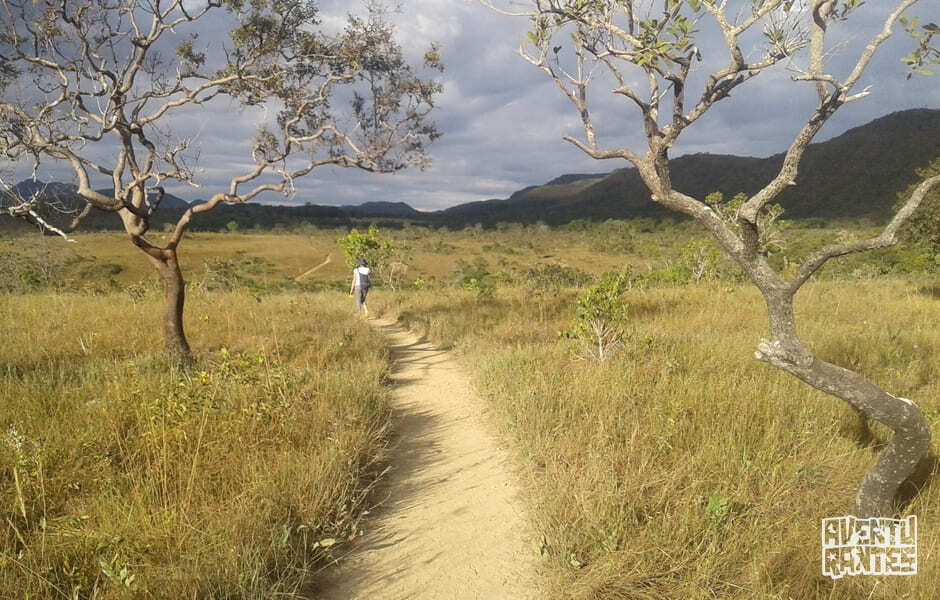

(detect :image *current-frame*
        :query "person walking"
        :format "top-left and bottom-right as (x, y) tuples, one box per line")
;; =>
(349, 257), (371, 316)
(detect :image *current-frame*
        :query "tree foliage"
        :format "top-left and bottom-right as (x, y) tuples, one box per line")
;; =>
(337, 225), (395, 271)
(895, 157), (940, 252)
(561, 271), (631, 360)
(900, 15), (940, 77)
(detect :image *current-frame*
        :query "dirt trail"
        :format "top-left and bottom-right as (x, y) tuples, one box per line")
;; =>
(315, 319), (537, 600)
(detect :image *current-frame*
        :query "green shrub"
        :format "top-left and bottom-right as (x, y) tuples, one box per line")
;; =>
(463, 276), (495, 300)
(895, 157), (939, 253)
(336, 225), (394, 270)
(337, 226), (411, 288)
(636, 263), (693, 287)
(451, 257), (498, 300)
(0, 246), (76, 293)
(679, 239), (724, 282)
(452, 257), (491, 287)
(589, 219), (635, 254)
(560, 272), (630, 360)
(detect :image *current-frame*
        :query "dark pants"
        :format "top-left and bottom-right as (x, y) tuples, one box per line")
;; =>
(355, 286), (369, 309)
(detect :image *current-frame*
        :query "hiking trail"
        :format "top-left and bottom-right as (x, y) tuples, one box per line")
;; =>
(315, 319), (538, 600)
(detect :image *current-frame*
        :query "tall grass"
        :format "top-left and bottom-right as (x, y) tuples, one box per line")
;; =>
(1, 290), (390, 598)
(2, 226), (936, 598)
(383, 278), (939, 600)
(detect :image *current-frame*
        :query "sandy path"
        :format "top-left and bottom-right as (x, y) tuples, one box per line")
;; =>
(314, 320), (537, 600)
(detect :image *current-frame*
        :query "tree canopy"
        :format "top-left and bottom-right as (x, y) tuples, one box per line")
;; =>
(0, 0), (442, 354)
(0, 0), (441, 234)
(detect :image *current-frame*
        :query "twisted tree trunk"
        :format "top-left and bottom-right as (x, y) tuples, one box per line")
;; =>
(755, 289), (931, 517)
(649, 168), (934, 517)
(125, 237), (191, 358)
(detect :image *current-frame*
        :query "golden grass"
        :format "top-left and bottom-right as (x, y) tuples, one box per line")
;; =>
(1, 290), (391, 598)
(1, 225), (936, 598)
(0, 226), (686, 291)
(383, 278), (939, 600)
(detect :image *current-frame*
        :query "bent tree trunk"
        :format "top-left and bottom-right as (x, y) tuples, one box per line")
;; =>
(141, 246), (192, 357)
(755, 290), (931, 517)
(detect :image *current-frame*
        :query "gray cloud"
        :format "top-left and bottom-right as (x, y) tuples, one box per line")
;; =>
(5, 0), (938, 212)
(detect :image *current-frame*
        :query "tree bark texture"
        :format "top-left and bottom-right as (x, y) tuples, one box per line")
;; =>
(146, 249), (192, 358)
(756, 290), (931, 517)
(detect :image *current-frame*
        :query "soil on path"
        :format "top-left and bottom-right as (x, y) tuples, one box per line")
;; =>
(314, 319), (538, 600)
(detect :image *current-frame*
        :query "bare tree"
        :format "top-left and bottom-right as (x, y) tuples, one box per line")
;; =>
(483, 0), (938, 517)
(0, 0), (441, 356)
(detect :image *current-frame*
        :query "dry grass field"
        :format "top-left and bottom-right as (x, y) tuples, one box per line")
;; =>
(382, 278), (938, 600)
(1, 223), (937, 598)
(1, 282), (393, 597)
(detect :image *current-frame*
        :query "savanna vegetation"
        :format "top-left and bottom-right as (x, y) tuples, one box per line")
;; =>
(1, 214), (936, 598)
(1, 231), (395, 597)
(482, 0), (940, 520)
(0, 0), (442, 356)
(2, 0), (936, 597)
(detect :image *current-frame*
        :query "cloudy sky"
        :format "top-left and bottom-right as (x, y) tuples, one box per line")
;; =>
(7, 0), (940, 211)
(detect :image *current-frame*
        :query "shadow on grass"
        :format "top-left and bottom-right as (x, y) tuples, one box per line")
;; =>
(395, 297), (510, 348)
(840, 408), (885, 450)
(918, 283), (940, 299)
(896, 451), (939, 513)
(628, 297), (682, 320)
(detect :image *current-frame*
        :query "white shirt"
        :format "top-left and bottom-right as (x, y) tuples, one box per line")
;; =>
(353, 266), (371, 287)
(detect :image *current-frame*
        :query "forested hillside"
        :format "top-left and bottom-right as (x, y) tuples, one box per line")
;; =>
(4, 109), (937, 232)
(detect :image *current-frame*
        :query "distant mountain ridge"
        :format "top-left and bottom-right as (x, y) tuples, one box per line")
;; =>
(338, 201), (420, 218)
(438, 108), (940, 225)
(4, 108), (938, 230)
(9, 180), (193, 210)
